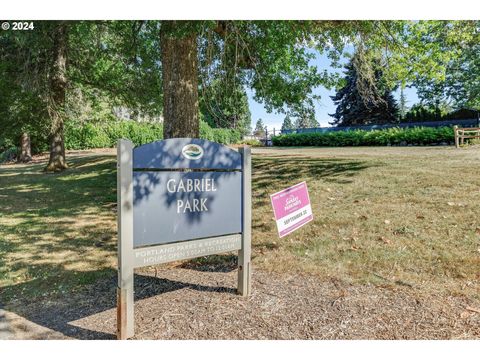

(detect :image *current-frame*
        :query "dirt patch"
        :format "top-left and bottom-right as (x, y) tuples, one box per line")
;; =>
(2, 266), (479, 340)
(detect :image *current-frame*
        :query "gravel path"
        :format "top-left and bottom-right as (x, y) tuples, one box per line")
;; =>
(2, 265), (479, 340)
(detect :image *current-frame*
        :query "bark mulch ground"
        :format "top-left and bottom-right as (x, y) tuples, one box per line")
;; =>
(1, 263), (479, 340)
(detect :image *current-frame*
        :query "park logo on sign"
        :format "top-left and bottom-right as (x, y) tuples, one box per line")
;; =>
(181, 144), (204, 160)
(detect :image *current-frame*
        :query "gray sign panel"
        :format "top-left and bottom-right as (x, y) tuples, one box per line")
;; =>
(133, 138), (242, 170)
(133, 170), (242, 247)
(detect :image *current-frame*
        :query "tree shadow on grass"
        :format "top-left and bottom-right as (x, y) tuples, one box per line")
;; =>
(0, 154), (118, 292)
(251, 156), (378, 207)
(0, 154), (118, 220)
(253, 156), (376, 188)
(0, 154), (118, 339)
(0, 269), (236, 340)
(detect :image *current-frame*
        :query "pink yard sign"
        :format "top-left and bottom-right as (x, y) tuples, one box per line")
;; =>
(270, 181), (313, 238)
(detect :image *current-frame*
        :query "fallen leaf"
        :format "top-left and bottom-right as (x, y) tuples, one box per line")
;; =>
(378, 236), (391, 244)
(384, 220), (391, 225)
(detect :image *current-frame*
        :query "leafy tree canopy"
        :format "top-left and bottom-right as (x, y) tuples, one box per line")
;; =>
(199, 79), (251, 135)
(387, 21), (479, 110)
(0, 21), (163, 148)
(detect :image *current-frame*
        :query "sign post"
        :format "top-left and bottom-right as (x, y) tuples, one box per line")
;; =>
(116, 138), (251, 339)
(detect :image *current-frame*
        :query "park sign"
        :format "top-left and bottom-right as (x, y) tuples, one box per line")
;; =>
(270, 181), (313, 237)
(117, 138), (252, 340)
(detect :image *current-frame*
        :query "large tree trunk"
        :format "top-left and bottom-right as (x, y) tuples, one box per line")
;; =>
(160, 21), (199, 139)
(45, 21), (68, 172)
(18, 132), (32, 163)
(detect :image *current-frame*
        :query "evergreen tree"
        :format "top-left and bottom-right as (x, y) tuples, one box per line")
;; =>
(254, 118), (266, 137)
(292, 107), (318, 129)
(281, 115), (294, 132)
(329, 51), (399, 126)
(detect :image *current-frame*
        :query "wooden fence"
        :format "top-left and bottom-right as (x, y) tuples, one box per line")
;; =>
(454, 126), (480, 148)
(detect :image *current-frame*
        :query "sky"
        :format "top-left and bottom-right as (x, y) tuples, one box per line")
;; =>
(246, 50), (420, 132)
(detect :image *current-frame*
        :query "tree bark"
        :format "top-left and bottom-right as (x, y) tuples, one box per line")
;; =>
(160, 21), (199, 139)
(45, 21), (68, 172)
(18, 132), (32, 163)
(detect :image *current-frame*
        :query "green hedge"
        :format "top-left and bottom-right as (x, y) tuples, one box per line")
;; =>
(64, 120), (242, 150)
(235, 138), (263, 147)
(272, 127), (455, 147)
(199, 121), (242, 144)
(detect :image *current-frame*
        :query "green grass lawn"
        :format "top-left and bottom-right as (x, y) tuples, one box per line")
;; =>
(0, 152), (118, 303)
(251, 147), (480, 299)
(1, 146), (479, 305)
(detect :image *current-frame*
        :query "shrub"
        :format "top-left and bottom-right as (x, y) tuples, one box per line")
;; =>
(272, 127), (455, 147)
(235, 139), (263, 147)
(0, 138), (16, 154)
(64, 120), (241, 150)
(0, 147), (18, 163)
